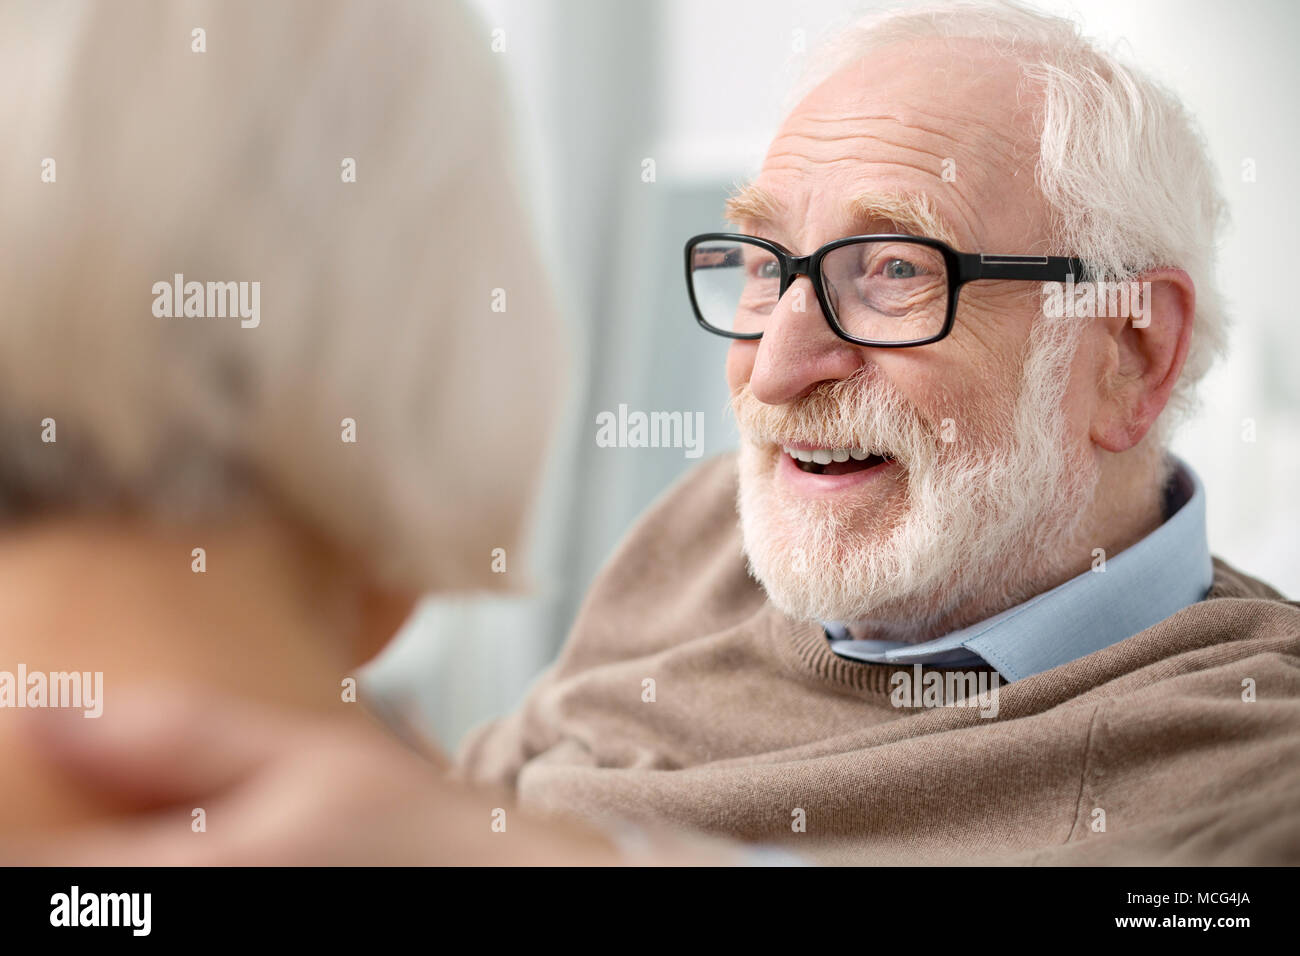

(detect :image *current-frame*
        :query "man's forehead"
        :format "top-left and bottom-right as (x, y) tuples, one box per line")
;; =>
(800, 38), (1030, 126)
(736, 39), (1043, 251)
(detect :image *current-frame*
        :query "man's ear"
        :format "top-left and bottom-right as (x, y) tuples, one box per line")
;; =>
(1090, 268), (1195, 452)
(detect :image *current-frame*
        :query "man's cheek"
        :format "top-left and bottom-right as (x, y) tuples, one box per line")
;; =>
(893, 361), (1017, 452)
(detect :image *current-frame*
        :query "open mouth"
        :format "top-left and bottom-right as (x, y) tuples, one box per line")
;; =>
(782, 445), (893, 476)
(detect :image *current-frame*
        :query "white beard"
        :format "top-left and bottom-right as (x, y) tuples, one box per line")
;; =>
(735, 317), (1099, 641)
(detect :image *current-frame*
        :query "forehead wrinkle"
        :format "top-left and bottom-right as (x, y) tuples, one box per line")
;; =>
(775, 94), (1036, 186)
(768, 134), (956, 175)
(733, 158), (982, 249)
(785, 107), (995, 155)
(760, 144), (1021, 251)
(788, 109), (969, 148)
(742, 106), (1019, 251)
(772, 113), (1015, 186)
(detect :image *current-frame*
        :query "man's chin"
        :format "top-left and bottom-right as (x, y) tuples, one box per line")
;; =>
(737, 444), (910, 624)
(738, 519), (918, 628)
(739, 498), (971, 635)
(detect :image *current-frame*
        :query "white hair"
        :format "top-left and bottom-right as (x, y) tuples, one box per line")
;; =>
(794, 0), (1228, 437)
(0, 0), (562, 592)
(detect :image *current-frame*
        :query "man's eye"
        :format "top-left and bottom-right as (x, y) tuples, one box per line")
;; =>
(882, 258), (918, 279)
(752, 260), (780, 279)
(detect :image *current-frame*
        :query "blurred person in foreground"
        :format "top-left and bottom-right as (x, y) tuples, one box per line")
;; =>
(0, 0), (688, 863)
(12, 0), (1300, 866)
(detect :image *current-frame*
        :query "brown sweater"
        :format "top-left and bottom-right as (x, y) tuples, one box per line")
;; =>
(455, 453), (1300, 864)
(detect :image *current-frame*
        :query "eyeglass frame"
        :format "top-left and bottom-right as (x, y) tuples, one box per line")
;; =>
(684, 231), (1090, 348)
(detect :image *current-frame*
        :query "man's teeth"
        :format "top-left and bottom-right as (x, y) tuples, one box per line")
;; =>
(782, 446), (877, 463)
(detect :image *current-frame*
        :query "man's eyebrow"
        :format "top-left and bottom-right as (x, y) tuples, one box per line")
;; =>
(845, 191), (964, 249)
(723, 183), (965, 250)
(723, 183), (784, 229)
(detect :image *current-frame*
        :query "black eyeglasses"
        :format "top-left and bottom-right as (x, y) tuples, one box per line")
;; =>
(685, 232), (1088, 348)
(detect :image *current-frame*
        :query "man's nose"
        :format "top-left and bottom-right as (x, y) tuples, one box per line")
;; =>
(747, 275), (866, 406)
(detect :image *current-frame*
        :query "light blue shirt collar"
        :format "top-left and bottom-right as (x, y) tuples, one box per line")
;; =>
(824, 457), (1213, 682)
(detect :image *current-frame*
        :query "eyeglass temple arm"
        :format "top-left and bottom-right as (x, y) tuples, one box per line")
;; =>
(956, 253), (1089, 283)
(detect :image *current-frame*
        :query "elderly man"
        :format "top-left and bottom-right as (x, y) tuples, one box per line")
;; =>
(21, 1), (1300, 866)
(449, 5), (1300, 864)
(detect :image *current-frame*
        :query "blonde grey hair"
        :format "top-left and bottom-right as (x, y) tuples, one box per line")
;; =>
(0, 0), (562, 591)
(795, 0), (1228, 437)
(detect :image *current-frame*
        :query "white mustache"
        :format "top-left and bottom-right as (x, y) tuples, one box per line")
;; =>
(729, 368), (934, 469)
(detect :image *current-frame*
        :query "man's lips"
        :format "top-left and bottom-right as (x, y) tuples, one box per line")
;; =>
(768, 441), (900, 495)
(779, 442), (894, 476)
